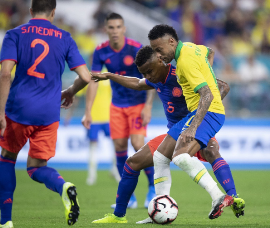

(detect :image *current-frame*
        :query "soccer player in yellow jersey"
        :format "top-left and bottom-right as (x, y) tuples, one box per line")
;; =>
(144, 24), (244, 220)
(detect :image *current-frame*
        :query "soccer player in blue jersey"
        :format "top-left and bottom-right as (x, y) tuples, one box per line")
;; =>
(81, 13), (156, 208)
(0, 0), (91, 227)
(90, 46), (244, 223)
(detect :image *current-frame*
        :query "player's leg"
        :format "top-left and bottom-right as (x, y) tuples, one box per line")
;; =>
(130, 134), (155, 207)
(171, 112), (233, 219)
(136, 134), (176, 225)
(110, 104), (129, 177)
(0, 149), (17, 228)
(86, 124), (99, 185)
(26, 122), (79, 225)
(0, 116), (31, 227)
(110, 104), (137, 208)
(127, 103), (155, 206)
(201, 138), (237, 196)
(92, 138), (156, 223)
(201, 139), (245, 218)
(113, 138), (128, 177)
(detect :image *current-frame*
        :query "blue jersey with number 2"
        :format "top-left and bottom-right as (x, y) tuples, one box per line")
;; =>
(0, 18), (85, 126)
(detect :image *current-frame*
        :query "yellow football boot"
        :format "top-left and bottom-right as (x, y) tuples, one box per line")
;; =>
(62, 182), (80, 225)
(92, 213), (127, 223)
(0, 221), (14, 228)
(231, 196), (245, 218)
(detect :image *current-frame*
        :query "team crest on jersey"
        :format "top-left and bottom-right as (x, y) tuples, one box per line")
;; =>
(123, 55), (134, 66)
(105, 58), (111, 64)
(172, 87), (182, 97)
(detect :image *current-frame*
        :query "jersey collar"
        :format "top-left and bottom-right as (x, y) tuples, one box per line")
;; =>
(29, 18), (52, 24)
(174, 41), (183, 61)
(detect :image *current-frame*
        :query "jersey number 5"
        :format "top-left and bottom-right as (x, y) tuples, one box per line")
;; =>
(167, 102), (174, 113)
(27, 39), (49, 79)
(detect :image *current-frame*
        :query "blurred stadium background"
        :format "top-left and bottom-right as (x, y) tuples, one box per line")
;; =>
(1, 0), (270, 170)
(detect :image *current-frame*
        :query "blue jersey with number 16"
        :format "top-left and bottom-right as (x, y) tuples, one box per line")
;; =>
(0, 18), (85, 126)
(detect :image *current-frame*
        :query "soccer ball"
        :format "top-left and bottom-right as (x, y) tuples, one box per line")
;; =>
(148, 195), (178, 224)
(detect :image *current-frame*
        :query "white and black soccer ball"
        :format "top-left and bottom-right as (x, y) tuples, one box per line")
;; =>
(148, 195), (178, 224)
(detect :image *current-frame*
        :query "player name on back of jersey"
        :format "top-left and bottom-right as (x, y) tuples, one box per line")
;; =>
(21, 26), (62, 39)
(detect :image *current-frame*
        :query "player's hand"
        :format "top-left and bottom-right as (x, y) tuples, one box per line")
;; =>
(61, 89), (74, 109)
(180, 127), (196, 144)
(81, 114), (92, 129)
(141, 104), (152, 126)
(0, 115), (6, 137)
(91, 72), (109, 82)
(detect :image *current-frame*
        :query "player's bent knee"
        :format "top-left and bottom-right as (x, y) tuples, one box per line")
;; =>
(172, 153), (190, 166)
(126, 155), (144, 171)
(203, 139), (221, 163)
(126, 156), (136, 168)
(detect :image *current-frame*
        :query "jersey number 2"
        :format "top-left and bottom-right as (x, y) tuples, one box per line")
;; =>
(27, 39), (49, 79)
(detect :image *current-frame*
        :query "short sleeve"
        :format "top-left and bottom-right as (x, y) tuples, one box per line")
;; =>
(91, 48), (103, 72)
(145, 79), (155, 88)
(0, 30), (18, 63)
(65, 34), (85, 70)
(179, 56), (207, 93)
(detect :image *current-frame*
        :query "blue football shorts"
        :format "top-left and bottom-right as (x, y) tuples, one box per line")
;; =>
(87, 123), (110, 141)
(167, 109), (225, 149)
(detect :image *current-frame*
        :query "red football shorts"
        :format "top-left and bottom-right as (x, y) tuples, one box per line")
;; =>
(147, 134), (218, 162)
(110, 103), (147, 139)
(0, 116), (59, 161)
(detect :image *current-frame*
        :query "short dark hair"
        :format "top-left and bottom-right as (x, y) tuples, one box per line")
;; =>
(31, 0), (56, 15)
(135, 46), (154, 67)
(105, 12), (124, 22)
(148, 24), (178, 41)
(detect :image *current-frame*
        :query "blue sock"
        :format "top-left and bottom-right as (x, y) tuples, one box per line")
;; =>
(143, 166), (154, 186)
(116, 150), (128, 177)
(114, 162), (140, 217)
(27, 166), (65, 196)
(0, 155), (16, 225)
(212, 158), (237, 196)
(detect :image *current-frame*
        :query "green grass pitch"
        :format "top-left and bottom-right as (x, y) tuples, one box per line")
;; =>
(10, 170), (270, 227)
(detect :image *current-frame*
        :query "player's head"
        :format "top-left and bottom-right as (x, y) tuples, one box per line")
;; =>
(30, 0), (56, 21)
(135, 46), (169, 83)
(148, 24), (178, 64)
(105, 12), (126, 44)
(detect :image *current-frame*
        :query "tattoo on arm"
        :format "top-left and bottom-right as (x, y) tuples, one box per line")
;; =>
(190, 85), (213, 130)
(217, 79), (230, 100)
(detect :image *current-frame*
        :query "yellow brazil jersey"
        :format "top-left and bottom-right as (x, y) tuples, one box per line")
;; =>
(174, 41), (225, 115)
(76, 80), (111, 123)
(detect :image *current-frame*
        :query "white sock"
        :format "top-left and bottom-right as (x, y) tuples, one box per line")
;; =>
(172, 153), (224, 201)
(153, 151), (171, 195)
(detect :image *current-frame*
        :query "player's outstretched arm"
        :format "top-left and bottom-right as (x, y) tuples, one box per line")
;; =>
(0, 60), (15, 136)
(217, 79), (230, 100)
(91, 72), (153, 91)
(181, 85), (213, 143)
